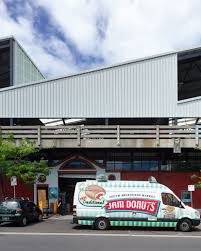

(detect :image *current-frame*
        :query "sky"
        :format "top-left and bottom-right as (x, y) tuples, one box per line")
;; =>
(1, 0), (201, 78)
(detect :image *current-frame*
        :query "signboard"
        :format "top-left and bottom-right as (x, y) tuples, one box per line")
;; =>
(188, 185), (195, 192)
(11, 176), (17, 186)
(105, 199), (160, 216)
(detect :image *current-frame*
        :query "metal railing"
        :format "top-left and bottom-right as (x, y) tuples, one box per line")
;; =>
(0, 125), (200, 147)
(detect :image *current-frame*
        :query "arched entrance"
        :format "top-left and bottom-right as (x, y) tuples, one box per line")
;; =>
(58, 155), (100, 213)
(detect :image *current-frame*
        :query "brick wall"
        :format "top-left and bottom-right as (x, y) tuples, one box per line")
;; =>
(0, 177), (34, 201)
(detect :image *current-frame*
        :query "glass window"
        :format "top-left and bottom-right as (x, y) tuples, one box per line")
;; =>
(133, 152), (159, 171)
(178, 54), (201, 100)
(62, 161), (91, 169)
(0, 201), (20, 209)
(133, 160), (159, 171)
(106, 161), (115, 171)
(133, 161), (141, 170)
(115, 161), (132, 171)
(161, 193), (181, 207)
(0, 43), (10, 88)
(105, 151), (160, 172)
(21, 201), (32, 212)
(181, 191), (191, 203)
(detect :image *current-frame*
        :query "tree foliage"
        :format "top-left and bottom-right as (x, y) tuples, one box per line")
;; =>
(191, 147), (201, 189)
(191, 174), (201, 189)
(0, 133), (49, 184)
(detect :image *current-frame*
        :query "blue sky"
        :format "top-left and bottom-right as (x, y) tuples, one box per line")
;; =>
(1, 0), (201, 78)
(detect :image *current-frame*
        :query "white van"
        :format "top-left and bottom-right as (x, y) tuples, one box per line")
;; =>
(73, 178), (200, 232)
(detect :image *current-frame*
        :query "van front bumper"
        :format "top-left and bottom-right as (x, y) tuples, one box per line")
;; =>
(192, 219), (201, 226)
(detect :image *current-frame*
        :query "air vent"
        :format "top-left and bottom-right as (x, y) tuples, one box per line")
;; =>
(96, 174), (108, 182)
(148, 176), (157, 183)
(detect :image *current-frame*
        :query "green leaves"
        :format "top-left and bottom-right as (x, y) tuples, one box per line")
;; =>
(0, 133), (49, 183)
(190, 174), (201, 189)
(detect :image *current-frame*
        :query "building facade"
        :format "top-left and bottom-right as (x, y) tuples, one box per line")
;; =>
(1, 37), (201, 211)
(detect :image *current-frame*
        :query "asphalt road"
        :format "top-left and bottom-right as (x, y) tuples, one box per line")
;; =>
(0, 234), (201, 251)
(1, 218), (201, 236)
(1, 218), (201, 251)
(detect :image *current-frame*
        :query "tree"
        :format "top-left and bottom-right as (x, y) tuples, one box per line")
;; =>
(191, 147), (201, 189)
(191, 174), (201, 189)
(0, 133), (49, 197)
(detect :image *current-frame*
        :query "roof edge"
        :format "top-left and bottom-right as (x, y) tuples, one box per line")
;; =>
(0, 50), (177, 93)
(0, 35), (45, 79)
(1, 35), (201, 93)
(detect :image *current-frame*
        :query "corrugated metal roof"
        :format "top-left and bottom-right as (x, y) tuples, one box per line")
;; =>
(1, 40), (201, 92)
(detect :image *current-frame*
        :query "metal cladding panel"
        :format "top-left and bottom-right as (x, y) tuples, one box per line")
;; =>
(178, 98), (201, 117)
(13, 40), (44, 86)
(0, 53), (184, 118)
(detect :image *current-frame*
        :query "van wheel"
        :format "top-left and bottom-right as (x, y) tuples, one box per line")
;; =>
(178, 219), (192, 232)
(95, 218), (109, 230)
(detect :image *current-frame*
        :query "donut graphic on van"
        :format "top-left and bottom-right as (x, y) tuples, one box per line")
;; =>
(85, 185), (106, 201)
(78, 185), (106, 206)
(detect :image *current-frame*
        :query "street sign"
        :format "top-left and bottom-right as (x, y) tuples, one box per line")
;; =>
(11, 176), (17, 186)
(188, 185), (195, 192)
(173, 138), (181, 153)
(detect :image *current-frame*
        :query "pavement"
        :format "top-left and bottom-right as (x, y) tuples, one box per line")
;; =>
(0, 214), (201, 236)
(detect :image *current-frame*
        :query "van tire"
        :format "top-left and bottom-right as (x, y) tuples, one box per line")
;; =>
(178, 219), (192, 232)
(95, 218), (109, 230)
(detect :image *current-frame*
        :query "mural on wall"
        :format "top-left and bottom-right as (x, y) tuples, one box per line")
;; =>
(49, 187), (58, 200)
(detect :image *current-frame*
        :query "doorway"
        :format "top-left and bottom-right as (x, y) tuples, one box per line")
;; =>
(58, 177), (94, 213)
(37, 185), (49, 209)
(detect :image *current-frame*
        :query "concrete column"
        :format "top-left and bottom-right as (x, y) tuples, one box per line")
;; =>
(105, 118), (109, 125)
(34, 183), (37, 204)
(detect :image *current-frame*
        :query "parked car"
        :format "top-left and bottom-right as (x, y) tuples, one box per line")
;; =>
(0, 199), (43, 226)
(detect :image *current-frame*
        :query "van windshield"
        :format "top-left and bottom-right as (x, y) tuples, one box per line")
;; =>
(161, 193), (181, 207)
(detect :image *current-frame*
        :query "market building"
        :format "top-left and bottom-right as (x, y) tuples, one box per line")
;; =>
(1, 36), (201, 212)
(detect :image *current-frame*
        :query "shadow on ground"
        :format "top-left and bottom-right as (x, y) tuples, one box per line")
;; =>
(73, 224), (201, 232)
(0, 221), (39, 227)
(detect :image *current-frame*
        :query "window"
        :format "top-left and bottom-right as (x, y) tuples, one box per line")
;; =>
(181, 191), (191, 203)
(62, 161), (91, 169)
(106, 152), (132, 171)
(21, 201), (33, 212)
(161, 193), (181, 207)
(178, 49), (201, 100)
(0, 40), (10, 88)
(105, 151), (159, 172)
(133, 152), (159, 171)
(0, 201), (19, 209)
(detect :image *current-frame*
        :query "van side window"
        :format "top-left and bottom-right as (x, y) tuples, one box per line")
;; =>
(161, 193), (180, 207)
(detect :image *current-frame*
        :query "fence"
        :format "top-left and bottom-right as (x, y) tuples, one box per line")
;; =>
(0, 125), (200, 148)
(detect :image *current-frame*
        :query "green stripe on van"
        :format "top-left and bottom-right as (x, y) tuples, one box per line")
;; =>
(109, 221), (177, 228)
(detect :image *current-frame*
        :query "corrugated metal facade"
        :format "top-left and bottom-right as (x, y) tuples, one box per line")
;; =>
(1, 52), (200, 118)
(13, 40), (44, 86)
